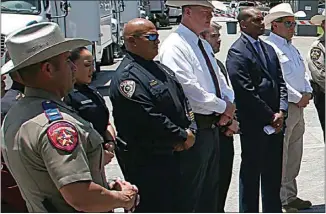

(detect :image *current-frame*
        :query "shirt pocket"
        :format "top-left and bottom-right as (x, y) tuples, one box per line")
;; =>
(278, 54), (295, 76)
(279, 54), (290, 64)
(149, 83), (172, 108)
(78, 100), (97, 111)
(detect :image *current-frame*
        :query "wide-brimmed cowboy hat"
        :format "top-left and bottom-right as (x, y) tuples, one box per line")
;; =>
(165, 0), (215, 9)
(1, 22), (91, 75)
(311, 10), (325, 25)
(264, 3), (306, 29)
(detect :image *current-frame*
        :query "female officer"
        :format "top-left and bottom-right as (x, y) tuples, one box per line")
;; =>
(64, 47), (116, 160)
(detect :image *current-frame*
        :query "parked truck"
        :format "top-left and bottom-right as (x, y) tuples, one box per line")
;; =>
(143, 0), (169, 28)
(1, 0), (118, 73)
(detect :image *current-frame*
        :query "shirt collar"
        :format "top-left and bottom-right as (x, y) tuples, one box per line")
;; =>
(269, 32), (291, 45)
(11, 81), (25, 93)
(242, 32), (259, 44)
(127, 51), (153, 64)
(25, 87), (63, 103)
(177, 24), (200, 44)
(74, 83), (88, 91)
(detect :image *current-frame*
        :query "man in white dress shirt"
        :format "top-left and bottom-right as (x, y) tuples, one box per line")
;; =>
(159, 0), (238, 212)
(264, 3), (313, 212)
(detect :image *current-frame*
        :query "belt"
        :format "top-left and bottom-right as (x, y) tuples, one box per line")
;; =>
(194, 113), (219, 129)
(115, 137), (175, 155)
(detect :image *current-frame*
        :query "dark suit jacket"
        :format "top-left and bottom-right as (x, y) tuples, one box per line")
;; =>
(226, 34), (288, 133)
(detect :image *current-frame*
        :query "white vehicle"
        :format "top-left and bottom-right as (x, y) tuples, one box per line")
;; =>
(318, 3), (325, 15)
(111, 0), (140, 54)
(167, 6), (182, 24)
(234, 1), (256, 18)
(118, 0), (140, 25)
(143, 0), (169, 28)
(1, 0), (117, 72)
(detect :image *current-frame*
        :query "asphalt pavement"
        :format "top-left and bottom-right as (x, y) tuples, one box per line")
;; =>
(93, 21), (325, 213)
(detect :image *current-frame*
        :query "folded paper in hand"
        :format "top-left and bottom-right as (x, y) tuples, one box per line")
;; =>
(263, 125), (276, 135)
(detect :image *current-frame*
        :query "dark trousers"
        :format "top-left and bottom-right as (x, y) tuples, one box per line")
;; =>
(217, 133), (235, 213)
(118, 131), (219, 213)
(239, 131), (283, 213)
(313, 89), (325, 140)
(122, 151), (184, 213)
(192, 126), (220, 212)
(116, 127), (220, 212)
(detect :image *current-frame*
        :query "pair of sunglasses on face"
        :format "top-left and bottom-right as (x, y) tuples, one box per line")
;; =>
(135, 33), (159, 41)
(277, 20), (297, 28)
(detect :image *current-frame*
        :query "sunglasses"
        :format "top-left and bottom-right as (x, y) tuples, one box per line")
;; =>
(143, 33), (159, 41)
(276, 21), (297, 28)
(133, 33), (159, 41)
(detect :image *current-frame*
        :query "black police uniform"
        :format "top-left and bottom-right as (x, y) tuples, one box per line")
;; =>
(64, 84), (110, 140)
(1, 81), (25, 121)
(1, 81), (28, 213)
(109, 52), (197, 213)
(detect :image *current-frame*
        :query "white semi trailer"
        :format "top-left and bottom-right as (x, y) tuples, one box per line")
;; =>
(1, 0), (118, 74)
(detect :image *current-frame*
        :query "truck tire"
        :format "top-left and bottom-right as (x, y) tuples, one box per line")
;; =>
(101, 45), (114, 66)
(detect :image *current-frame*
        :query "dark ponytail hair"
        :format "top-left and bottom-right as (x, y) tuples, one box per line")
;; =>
(69, 47), (89, 63)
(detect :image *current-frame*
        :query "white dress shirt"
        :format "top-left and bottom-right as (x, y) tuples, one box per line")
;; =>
(265, 32), (313, 103)
(158, 24), (234, 115)
(242, 32), (260, 50)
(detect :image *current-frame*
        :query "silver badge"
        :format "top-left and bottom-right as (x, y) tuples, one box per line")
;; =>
(119, 80), (136, 98)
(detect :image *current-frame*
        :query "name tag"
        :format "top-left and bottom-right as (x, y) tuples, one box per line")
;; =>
(81, 99), (93, 105)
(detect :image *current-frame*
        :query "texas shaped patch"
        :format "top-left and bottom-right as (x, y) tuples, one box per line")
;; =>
(47, 121), (78, 152)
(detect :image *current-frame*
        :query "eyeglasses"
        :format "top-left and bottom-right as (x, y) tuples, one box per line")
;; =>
(142, 33), (159, 41)
(283, 21), (297, 28)
(276, 20), (297, 28)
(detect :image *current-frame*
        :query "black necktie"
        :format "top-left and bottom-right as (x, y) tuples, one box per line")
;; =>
(198, 39), (221, 98)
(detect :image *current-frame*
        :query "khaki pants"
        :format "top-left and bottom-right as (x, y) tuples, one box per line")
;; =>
(280, 103), (305, 205)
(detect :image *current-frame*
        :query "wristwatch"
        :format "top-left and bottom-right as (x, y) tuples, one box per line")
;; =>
(280, 109), (288, 118)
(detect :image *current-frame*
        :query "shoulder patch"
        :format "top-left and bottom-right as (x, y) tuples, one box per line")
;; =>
(42, 101), (63, 123)
(47, 121), (78, 152)
(119, 80), (136, 98)
(310, 47), (322, 61)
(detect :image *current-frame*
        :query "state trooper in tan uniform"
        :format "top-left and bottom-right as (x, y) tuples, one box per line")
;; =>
(307, 11), (325, 140)
(1, 22), (139, 212)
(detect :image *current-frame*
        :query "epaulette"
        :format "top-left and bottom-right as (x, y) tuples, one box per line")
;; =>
(157, 62), (176, 77)
(88, 85), (97, 91)
(123, 63), (134, 72)
(42, 101), (63, 123)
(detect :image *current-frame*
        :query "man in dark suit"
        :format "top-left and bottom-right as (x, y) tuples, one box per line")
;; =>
(226, 8), (288, 213)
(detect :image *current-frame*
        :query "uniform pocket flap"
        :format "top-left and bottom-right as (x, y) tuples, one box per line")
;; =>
(279, 54), (290, 63)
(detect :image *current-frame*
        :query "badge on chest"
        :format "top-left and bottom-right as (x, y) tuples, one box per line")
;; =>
(80, 99), (93, 105)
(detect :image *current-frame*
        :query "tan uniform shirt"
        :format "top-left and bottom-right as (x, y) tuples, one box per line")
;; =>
(307, 35), (325, 93)
(1, 87), (108, 212)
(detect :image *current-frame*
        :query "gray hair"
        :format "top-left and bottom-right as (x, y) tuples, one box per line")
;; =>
(210, 20), (222, 31)
(200, 20), (222, 36)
